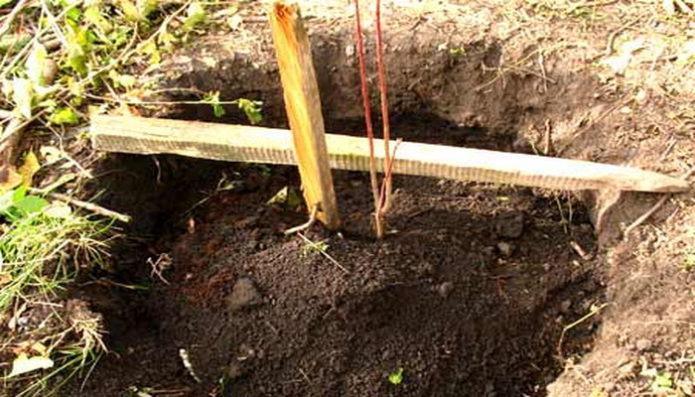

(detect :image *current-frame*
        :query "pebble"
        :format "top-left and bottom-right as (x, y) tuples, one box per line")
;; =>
(227, 277), (262, 312)
(497, 242), (514, 257)
(560, 299), (572, 314)
(437, 281), (454, 298)
(636, 339), (652, 352)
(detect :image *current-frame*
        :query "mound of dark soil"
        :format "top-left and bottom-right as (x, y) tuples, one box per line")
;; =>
(72, 118), (604, 397)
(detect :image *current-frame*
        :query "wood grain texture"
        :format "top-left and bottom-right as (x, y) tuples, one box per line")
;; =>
(269, 2), (340, 229)
(91, 115), (690, 194)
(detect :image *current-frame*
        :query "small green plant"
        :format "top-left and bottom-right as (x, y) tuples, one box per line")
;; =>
(235, 98), (264, 124)
(301, 239), (329, 257)
(0, 186), (49, 221)
(651, 371), (674, 393)
(201, 93), (263, 124)
(448, 47), (465, 57)
(388, 367), (404, 385)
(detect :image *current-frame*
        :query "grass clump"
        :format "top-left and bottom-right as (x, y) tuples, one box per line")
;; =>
(0, 192), (114, 396)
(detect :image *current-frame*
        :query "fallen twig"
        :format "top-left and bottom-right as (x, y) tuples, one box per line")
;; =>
(623, 195), (670, 237)
(557, 303), (609, 357)
(0, 0), (29, 39)
(623, 166), (693, 236)
(28, 188), (132, 223)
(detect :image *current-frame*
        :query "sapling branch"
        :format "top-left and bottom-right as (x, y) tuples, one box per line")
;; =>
(375, 0), (393, 213)
(378, 139), (402, 216)
(353, 0), (384, 238)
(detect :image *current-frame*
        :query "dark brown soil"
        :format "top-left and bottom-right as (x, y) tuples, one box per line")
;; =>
(67, 116), (604, 397)
(59, 2), (695, 396)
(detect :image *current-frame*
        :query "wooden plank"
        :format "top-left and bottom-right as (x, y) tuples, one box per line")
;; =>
(91, 115), (690, 194)
(268, 2), (340, 230)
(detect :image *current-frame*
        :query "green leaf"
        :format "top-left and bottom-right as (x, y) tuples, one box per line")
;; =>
(235, 98), (263, 124)
(182, 2), (206, 31)
(140, 40), (161, 65)
(13, 195), (49, 214)
(286, 189), (301, 209)
(12, 185), (27, 203)
(65, 7), (81, 22)
(119, 0), (140, 21)
(85, 5), (112, 32)
(388, 368), (404, 385)
(11, 78), (33, 119)
(66, 45), (87, 76)
(26, 43), (48, 86)
(108, 70), (136, 88)
(203, 92), (225, 118)
(137, 0), (159, 19)
(49, 108), (79, 125)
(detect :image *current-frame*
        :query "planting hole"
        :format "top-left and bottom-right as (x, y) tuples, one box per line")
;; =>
(75, 111), (604, 397)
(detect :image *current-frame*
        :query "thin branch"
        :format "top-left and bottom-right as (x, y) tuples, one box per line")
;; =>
(378, 139), (402, 215)
(375, 0), (393, 213)
(284, 205), (318, 235)
(353, 0), (382, 238)
(0, 0), (30, 39)
(29, 188), (132, 223)
(623, 195), (670, 237)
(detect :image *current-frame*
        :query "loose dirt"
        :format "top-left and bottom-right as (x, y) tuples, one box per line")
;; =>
(70, 116), (603, 397)
(63, 1), (695, 396)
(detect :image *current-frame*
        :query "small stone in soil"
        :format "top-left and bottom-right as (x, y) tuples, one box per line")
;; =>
(495, 212), (525, 238)
(227, 277), (262, 312)
(437, 281), (454, 298)
(560, 299), (572, 314)
(635, 339), (653, 352)
(497, 242), (514, 257)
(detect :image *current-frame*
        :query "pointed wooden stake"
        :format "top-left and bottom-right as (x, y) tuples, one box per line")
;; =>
(269, 1), (340, 230)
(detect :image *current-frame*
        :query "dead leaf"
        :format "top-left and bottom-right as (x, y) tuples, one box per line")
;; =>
(0, 166), (21, 192)
(8, 353), (54, 377)
(42, 201), (72, 218)
(0, 273), (11, 285)
(39, 145), (64, 166)
(30, 342), (47, 355)
(17, 151), (40, 187)
(267, 186), (289, 205)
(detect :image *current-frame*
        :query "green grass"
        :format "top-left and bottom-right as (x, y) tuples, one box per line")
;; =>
(0, 206), (113, 395)
(0, 0), (263, 393)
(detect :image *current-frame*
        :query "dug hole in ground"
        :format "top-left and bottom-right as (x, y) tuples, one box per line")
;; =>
(68, 1), (694, 396)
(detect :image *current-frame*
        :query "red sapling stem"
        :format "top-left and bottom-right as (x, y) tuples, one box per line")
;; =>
(353, 0), (384, 238)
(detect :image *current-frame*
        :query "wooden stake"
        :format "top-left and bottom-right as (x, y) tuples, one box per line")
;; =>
(269, 2), (340, 230)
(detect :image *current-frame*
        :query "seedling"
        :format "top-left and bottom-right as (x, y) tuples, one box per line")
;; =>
(297, 233), (348, 273)
(388, 367), (404, 385)
(300, 238), (329, 257)
(202, 92), (264, 124)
